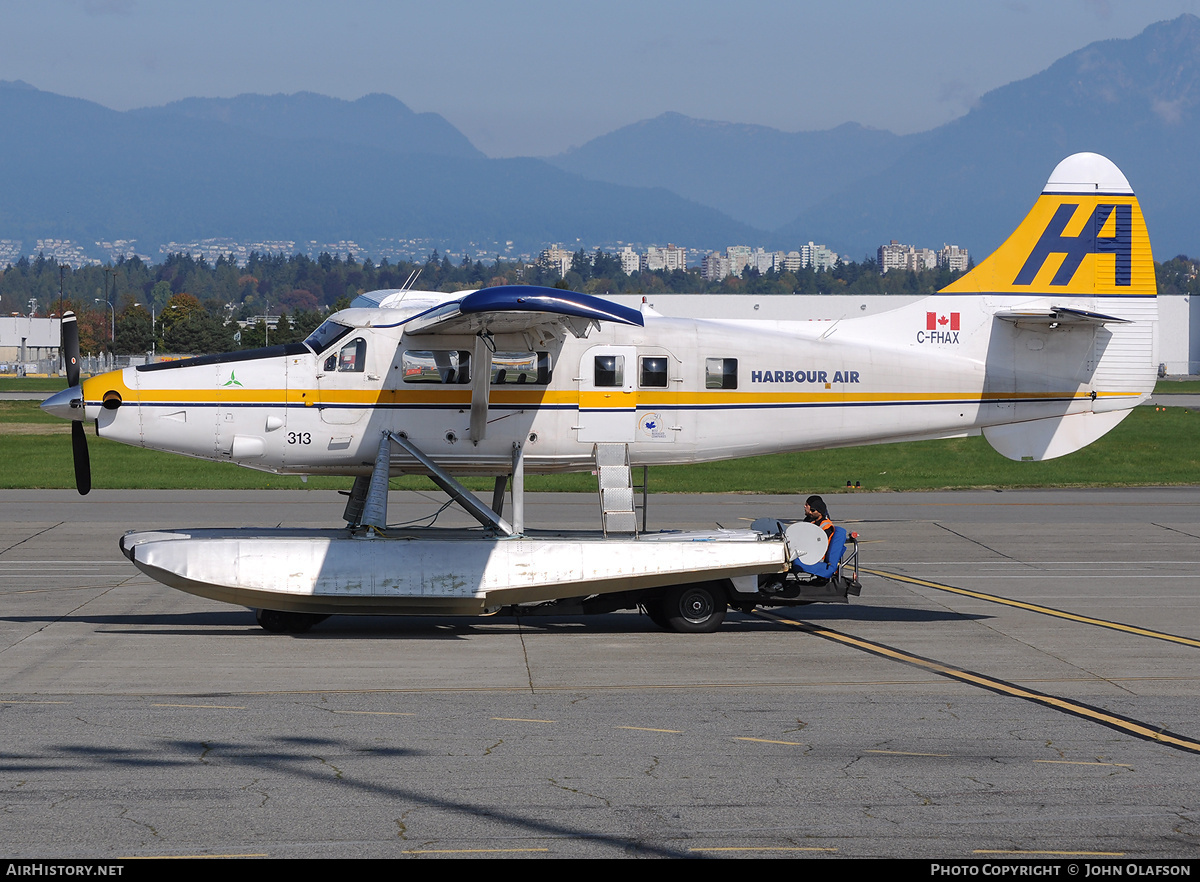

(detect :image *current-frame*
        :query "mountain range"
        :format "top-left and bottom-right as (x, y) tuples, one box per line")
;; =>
(1, 13), (1197, 263)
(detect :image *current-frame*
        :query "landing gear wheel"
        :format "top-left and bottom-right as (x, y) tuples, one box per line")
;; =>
(660, 582), (727, 634)
(255, 609), (328, 634)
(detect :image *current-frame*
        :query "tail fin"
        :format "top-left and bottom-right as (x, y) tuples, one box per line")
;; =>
(940, 153), (1155, 297)
(947, 154), (1158, 462)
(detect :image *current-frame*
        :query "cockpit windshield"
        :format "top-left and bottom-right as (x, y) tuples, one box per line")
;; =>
(304, 320), (354, 354)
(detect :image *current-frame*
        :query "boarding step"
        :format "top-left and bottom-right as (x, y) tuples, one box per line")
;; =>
(595, 442), (638, 536)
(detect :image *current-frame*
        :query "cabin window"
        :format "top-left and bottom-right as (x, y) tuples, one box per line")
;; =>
(401, 350), (471, 384)
(705, 357), (738, 389)
(336, 338), (367, 373)
(639, 356), (668, 388)
(594, 354), (624, 387)
(491, 352), (553, 385)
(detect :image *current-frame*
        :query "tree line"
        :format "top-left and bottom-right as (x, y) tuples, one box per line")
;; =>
(4, 247), (1194, 356)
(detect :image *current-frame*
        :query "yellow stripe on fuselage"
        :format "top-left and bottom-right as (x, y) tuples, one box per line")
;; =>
(84, 383), (1133, 409)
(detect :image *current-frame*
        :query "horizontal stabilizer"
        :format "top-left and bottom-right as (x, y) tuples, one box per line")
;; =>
(993, 306), (1131, 327)
(983, 409), (1132, 462)
(405, 285), (644, 337)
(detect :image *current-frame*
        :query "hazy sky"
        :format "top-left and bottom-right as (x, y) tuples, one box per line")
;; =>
(3, 0), (1198, 157)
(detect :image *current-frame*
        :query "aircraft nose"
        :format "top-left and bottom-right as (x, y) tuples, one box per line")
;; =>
(41, 386), (86, 421)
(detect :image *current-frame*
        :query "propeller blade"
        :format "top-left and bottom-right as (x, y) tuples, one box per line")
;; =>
(62, 311), (80, 388)
(71, 420), (92, 496)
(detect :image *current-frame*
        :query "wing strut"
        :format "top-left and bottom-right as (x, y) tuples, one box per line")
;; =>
(358, 431), (517, 536)
(469, 333), (493, 443)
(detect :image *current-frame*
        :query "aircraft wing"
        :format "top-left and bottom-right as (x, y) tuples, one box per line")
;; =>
(404, 286), (644, 338)
(993, 306), (1131, 327)
(401, 285), (644, 445)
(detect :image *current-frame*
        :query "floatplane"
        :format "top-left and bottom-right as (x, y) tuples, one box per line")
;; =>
(42, 153), (1157, 632)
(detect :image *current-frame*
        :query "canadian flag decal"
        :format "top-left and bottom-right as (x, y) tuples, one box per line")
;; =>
(926, 312), (960, 330)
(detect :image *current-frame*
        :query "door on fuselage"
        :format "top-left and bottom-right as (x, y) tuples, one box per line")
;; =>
(632, 351), (678, 444)
(577, 345), (637, 442)
(315, 335), (371, 426)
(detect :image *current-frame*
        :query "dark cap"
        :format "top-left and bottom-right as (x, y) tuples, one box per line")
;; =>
(805, 495), (828, 517)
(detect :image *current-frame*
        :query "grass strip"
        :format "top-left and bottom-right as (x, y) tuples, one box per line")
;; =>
(2, 405), (1195, 493)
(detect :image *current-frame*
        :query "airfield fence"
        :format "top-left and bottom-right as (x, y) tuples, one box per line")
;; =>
(0, 353), (194, 377)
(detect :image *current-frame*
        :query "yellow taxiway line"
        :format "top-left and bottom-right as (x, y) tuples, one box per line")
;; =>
(863, 567), (1200, 648)
(756, 611), (1200, 755)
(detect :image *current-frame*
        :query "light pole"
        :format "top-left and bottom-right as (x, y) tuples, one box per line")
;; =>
(94, 298), (114, 341)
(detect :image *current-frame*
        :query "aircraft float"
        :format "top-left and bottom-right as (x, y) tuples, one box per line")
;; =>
(42, 153), (1158, 633)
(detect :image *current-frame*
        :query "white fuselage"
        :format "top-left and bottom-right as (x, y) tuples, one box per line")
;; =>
(80, 290), (1154, 478)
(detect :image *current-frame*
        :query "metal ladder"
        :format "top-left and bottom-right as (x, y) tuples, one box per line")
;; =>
(594, 442), (639, 536)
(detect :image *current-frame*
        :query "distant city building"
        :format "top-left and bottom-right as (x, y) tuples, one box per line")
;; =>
(32, 239), (99, 268)
(643, 243), (688, 273)
(724, 245), (752, 278)
(701, 252), (734, 282)
(878, 240), (909, 274)
(878, 240), (936, 273)
(618, 246), (640, 275)
(304, 240), (363, 261)
(911, 247), (937, 271)
(95, 239), (151, 264)
(801, 241), (839, 272)
(538, 244), (574, 278)
(938, 244), (969, 272)
(0, 240), (24, 266)
(751, 248), (782, 274)
(161, 238), (298, 266)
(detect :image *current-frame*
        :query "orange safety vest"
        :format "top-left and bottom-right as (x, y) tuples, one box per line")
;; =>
(812, 516), (834, 540)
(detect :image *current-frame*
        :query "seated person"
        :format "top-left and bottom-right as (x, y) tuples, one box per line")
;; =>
(804, 495), (834, 540)
(791, 496), (845, 582)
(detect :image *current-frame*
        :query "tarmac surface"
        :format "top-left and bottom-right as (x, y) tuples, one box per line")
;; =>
(1, 487), (1198, 859)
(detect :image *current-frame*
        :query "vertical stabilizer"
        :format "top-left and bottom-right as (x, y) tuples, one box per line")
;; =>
(940, 153), (1155, 298)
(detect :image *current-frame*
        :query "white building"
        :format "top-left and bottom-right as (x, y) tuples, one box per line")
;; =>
(910, 248), (937, 271)
(538, 244), (574, 278)
(618, 246), (640, 275)
(802, 242), (840, 272)
(747, 248), (778, 274)
(878, 240), (910, 273)
(724, 245), (752, 277)
(701, 252), (733, 281)
(938, 244), (969, 272)
(879, 240), (950, 273)
(643, 244), (687, 273)
(0, 316), (60, 365)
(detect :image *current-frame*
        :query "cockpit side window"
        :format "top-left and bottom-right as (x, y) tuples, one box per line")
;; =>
(336, 338), (367, 373)
(304, 320), (354, 354)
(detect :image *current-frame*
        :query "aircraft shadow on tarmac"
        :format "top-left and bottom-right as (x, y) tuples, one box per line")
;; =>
(0, 605), (989, 638)
(11, 734), (693, 858)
